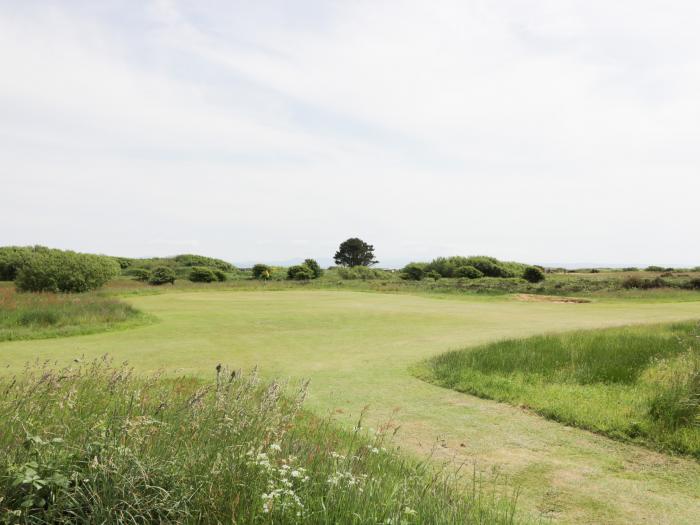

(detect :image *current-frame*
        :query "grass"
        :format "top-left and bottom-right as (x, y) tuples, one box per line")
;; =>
(0, 358), (518, 524)
(2, 290), (700, 523)
(417, 321), (700, 457)
(0, 285), (148, 342)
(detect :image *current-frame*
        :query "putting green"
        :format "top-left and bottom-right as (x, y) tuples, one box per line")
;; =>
(2, 290), (700, 523)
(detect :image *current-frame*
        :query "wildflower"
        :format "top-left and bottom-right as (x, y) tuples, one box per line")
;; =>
(270, 443), (282, 452)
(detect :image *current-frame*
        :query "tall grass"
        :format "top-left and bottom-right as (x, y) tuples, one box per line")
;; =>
(0, 358), (520, 524)
(417, 322), (700, 457)
(0, 287), (144, 342)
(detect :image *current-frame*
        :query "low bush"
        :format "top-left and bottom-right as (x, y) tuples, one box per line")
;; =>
(173, 254), (236, 272)
(425, 270), (441, 281)
(189, 266), (217, 283)
(622, 267), (639, 272)
(213, 269), (228, 282)
(645, 266), (665, 272)
(15, 249), (120, 293)
(337, 267), (389, 280)
(522, 266), (545, 283)
(683, 278), (700, 290)
(149, 267), (176, 285)
(424, 256), (522, 279)
(252, 264), (273, 280)
(287, 265), (314, 281)
(0, 246), (44, 281)
(129, 268), (151, 282)
(400, 263), (427, 281)
(453, 265), (483, 279)
(622, 276), (667, 290)
(0, 360), (517, 524)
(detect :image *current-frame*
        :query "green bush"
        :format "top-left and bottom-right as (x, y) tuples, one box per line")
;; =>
(523, 266), (545, 283)
(400, 263), (426, 281)
(454, 265), (483, 279)
(622, 267), (639, 272)
(189, 266), (217, 283)
(646, 266), (665, 272)
(213, 269), (227, 282)
(622, 276), (667, 290)
(424, 256), (521, 278)
(287, 265), (314, 280)
(173, 254), (235, 272)
(149, 267), (176, 285)
(684, 278), (700, 290)
(337, 267), (388, 280)
(303, 259), (323, 279)
(425, 271), (441, 281)
(15, 249), (120, 293)
(0, 246), (46, 281)
(130, 268), (151, 282)
(252, 264), (272, 280)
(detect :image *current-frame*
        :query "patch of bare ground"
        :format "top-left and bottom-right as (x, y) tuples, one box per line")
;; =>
(514, 294), (591, 304)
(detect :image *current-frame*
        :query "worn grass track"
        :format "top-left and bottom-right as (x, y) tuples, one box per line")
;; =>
(1, 290), (700, 523)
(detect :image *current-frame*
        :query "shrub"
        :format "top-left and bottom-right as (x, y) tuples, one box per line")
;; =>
(287, 265), (314, 280)
(684, 278), (700, 290)
(15, 249), (120, 293)
(303, 259), (323, 279)
(213, 269), (227, 282)
(252, 264), (272, 280)
(425, 256), (519, 278)
(0, 246), (46, 281)
(173, 254), (235, 272)
(337, 267), (388, 280)
(130, 268), (151, 282)
(622, 276), (667, 290)
(149, 266), (176, 285)
(454, 265), (483, 279)
(400, 263), (426, 281)
(523, 266), (545, 283)
(622, 267), (639, 272)
(646, 266), (665, 272)
(189, 266), (217, 283)
(425, 271), (441, 281)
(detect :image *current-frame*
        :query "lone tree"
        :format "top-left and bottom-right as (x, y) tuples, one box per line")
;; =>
(333, 238), (378, 267)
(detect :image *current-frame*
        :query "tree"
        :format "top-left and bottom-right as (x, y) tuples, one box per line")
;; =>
(333, 238), (378, 267)
(303, 259), (323, 279)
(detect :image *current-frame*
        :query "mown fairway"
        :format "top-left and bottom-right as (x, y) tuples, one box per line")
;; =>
(2, 290), (700, 523)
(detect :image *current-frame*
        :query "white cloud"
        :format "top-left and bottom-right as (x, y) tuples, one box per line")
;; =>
(1, 1), (699, 266)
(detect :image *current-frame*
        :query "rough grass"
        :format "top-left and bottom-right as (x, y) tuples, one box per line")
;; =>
(0, 358), (519, 524)
(0, 286), (146, 342)
(418, 321), (700, 457)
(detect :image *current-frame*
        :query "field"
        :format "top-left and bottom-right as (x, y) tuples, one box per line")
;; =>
(2, 289), (700, 523)
(418, 322), (700, 457)
(0, 284), (146, 342)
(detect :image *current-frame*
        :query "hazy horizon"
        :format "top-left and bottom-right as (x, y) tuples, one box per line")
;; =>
(2, 1), (699, 267)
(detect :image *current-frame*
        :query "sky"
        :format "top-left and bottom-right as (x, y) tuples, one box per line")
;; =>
(1, 1), (699, 268)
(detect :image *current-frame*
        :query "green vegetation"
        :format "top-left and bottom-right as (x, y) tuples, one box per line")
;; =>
(14, 249), (120, 293)
(148, 266), (176, 286)
(188, 266), (218, 282)
(522, 266), (545, 283)
(0, 359), (517, 524)
(0, 286), (143, 342)
(333, 238), (378, 267)
(287, 265), (314, 280)
(252, 264), (273, 280)
(418, 321), (700, 457)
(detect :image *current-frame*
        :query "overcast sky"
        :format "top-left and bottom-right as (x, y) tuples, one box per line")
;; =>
(1, 1), (699, 267)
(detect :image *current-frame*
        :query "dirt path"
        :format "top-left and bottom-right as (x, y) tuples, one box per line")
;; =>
(2, 291), (699, 523)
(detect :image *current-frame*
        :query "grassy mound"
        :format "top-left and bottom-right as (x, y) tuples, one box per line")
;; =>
(0, 287), (146, 342)
(416, 321), (700, 457)
(0, 359), (519, 524)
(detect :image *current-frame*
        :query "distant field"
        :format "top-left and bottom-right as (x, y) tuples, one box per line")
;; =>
(417, 321), (700, 457)
(2, 290), (700, 523)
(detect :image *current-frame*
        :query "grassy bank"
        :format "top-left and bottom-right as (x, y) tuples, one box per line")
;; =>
(417, 321), (700, 457)
(0, 359), (519, 524)
(0, 286), (147, 342)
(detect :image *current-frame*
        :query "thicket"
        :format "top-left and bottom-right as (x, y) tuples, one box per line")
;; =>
(522, 266), (545, 283)
(189, 266), (218, 283)
(424, 256), (525, 279)
(148, 267), (176, 286)
(287, 265), (314, 281)
(252, 264), (273, 280)
(336, 267), (390, 280)
(14, 249), (120, 293)
(0, 360), (518, 524)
